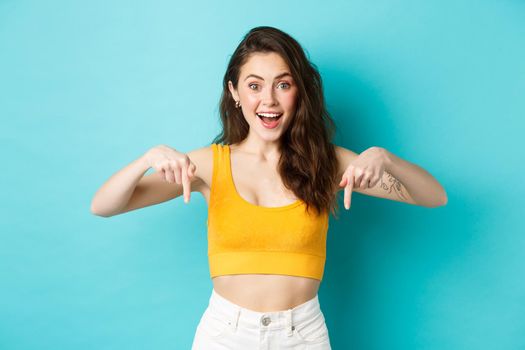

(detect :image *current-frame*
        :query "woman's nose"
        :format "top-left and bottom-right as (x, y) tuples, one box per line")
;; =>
(261, 86), (277, 105)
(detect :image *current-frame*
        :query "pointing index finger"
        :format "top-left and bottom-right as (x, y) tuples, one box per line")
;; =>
(345, 167), (354, 210)
(181, 165), (191, 203)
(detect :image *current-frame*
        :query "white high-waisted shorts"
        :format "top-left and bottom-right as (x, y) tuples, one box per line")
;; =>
(191, 288), (332, 349)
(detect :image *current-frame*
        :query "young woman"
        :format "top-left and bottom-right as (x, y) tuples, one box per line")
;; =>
(91, 26), (448, 349)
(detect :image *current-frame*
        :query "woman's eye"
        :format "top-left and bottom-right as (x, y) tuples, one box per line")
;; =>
(249, 82), (290, 90)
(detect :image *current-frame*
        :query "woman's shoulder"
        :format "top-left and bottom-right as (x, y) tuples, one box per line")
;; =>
(186, 144), (215, 191)
(334, 144), (358, 162)
(333, 144), (359, 179)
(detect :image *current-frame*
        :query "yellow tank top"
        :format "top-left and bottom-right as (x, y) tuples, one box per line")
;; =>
(207, 143), (329, 281)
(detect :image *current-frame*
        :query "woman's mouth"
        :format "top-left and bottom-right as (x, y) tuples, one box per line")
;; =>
(256, 112), (283, 129)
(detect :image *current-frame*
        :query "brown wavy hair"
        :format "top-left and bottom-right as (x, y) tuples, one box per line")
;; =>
(212, 26), (341, 218)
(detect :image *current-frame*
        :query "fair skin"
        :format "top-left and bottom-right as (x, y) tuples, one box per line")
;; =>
(215, 52), (321, 311)
(91, 51), (447, 312)
(227, 52), (297, 159)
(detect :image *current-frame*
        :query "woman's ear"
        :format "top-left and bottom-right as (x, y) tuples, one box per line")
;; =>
(228, 80), (239, 102)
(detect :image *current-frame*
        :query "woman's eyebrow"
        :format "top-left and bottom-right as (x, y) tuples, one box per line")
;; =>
(244, 72), (292, 81)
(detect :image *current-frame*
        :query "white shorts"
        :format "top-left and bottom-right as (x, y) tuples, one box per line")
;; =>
(191, 288), (332, 349)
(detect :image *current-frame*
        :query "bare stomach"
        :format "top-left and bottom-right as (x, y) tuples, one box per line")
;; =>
(212, 274), (321, 312)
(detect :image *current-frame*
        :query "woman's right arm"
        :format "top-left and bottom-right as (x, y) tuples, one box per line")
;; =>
(90, 145), (198, 217)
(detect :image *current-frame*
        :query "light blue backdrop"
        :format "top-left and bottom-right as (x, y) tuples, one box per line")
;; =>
(1, 0), (524, 349)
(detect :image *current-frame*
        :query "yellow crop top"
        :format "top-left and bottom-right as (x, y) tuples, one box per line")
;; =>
(206, 143), (329, 281)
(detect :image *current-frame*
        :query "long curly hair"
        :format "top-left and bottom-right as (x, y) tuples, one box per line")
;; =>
(212, 26), (341, 218)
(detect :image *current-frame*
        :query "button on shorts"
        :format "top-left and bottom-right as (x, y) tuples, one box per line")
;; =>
(191, 288), (332, 349)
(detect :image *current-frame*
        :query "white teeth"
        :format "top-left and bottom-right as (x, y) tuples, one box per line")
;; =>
(257, 113), (282, 118)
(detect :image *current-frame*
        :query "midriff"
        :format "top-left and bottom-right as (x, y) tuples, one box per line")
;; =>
(212, 274), (320, 312)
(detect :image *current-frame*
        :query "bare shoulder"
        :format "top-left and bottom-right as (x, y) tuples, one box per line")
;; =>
(334, 145), (359, 179)
(186, 144), (213, 193)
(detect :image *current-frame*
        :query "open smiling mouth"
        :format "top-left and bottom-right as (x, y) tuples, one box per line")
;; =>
(256, 113), (283, 129)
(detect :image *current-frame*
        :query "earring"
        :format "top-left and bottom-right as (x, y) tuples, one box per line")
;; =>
(235, 100), (241, 108)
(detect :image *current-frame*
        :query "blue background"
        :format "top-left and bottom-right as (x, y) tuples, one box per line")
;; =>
(1, 0), (524, 349)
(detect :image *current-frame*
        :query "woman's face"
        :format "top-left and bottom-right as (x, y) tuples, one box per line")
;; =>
(228, 52), (298, 142)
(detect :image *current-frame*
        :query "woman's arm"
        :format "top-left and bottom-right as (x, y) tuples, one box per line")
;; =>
(90, 153), (151, 217)
(383, 150), (448, 208)
(336, 145), (447, 208)
(90, 145), (203, 217)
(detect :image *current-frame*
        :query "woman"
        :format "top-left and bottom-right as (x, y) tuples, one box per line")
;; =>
(91, 26), (448, 349)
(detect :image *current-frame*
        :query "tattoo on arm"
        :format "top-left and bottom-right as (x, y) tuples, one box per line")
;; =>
(380, 172), (409, 200)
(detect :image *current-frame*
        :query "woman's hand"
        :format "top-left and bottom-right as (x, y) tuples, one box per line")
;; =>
(144, 145), (197, 203)
(338, 146), (388, 210)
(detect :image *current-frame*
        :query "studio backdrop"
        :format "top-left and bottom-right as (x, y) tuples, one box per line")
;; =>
(1, 1), (524, 349)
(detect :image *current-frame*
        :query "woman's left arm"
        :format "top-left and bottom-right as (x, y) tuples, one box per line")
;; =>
(383, 149), (448, 208)
(337, 145), (448, 209)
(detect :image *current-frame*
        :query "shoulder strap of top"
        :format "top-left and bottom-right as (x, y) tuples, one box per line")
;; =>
(210, 143), (235, 202)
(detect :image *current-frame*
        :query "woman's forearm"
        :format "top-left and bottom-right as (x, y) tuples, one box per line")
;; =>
(90, 153), (151, 217)
(384, 150), (448, 207)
